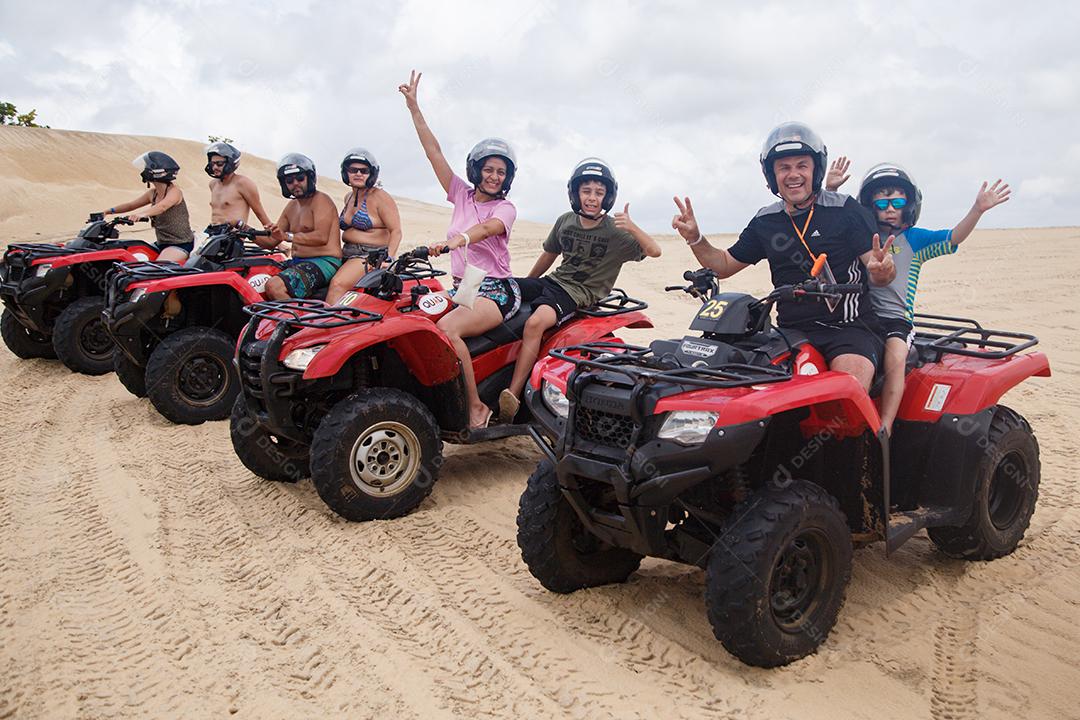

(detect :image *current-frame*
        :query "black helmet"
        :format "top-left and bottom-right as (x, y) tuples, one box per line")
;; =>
(858, 162), (923, 226)
(760, 122), (828, 196)
(567, 157), (618, 217)
(466, 138), (517, 196)
(132, 151), (180, 184)
(277, 153), (317, 199)
(204, 142), (241, 177)
(340, 147), (380, 188)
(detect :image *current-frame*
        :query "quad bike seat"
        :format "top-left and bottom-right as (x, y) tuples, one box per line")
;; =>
(464, 305), (536, 357)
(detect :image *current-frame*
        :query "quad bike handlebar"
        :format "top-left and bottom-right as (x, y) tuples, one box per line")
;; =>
(665, 268), (720, 302)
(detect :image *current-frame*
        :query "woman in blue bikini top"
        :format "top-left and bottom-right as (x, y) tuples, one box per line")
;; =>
(326, 147), (403, 305)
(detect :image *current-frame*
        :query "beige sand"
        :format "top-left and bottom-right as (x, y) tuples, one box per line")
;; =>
(1, 126), (1077, 719)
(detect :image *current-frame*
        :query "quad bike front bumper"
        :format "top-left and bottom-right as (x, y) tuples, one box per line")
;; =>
(0, 262), (73, 334)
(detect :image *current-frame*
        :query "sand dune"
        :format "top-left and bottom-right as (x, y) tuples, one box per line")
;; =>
(1, 126), (1078, 719)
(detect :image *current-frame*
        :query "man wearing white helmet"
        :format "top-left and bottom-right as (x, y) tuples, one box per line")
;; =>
(673, 122), (896, 393)
(205, 142), (272, 232)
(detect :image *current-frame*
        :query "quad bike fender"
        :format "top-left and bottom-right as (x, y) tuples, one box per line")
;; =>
(898, 351), (1050, 421)
(301, 314), (459, 385)
(654, 369), (883, 438)
(49, 247), (158, 268)
(539, 311), (652, 357)
(130, 270), (271, 305)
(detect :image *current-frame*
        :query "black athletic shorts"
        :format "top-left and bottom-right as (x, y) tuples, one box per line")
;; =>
(154, 240), (194, 255)
(516, 277), (578, 323)
(878, 316), (915, 346)
(797, 320), (883, 368)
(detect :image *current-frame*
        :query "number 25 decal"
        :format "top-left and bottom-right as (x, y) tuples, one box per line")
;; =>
(698, 299), (727, 319)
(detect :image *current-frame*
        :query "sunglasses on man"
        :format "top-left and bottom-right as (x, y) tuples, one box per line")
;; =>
(873, 198), (908, 210)
(346, 166), (371, 175)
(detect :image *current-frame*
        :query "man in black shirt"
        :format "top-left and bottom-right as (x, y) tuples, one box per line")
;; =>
(671, 122), (896, 391)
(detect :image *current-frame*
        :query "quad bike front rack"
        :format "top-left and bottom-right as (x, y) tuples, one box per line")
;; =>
(575, 288), (649, 318)
(243, 299), (383, 330)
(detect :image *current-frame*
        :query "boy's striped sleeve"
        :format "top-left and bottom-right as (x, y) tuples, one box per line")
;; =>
(914, 235), (958, 262)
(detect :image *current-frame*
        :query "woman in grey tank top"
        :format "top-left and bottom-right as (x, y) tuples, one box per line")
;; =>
(103, 151), (195, 262)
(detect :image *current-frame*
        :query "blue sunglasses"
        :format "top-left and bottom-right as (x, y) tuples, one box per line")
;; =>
(873, 198), (908, 210)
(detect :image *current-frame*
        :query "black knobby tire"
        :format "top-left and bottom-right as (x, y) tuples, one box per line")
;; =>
(145, 327), (238, 425)
(2, 308), (56, 359)
(310, 388), (442, 522)
(928, 406), (1040, 560)
(113, 348), (147, 398)
(516, 460), (643, 593)
(52, 296), (113, 375)
(705, 479), (852, 668)
(229, 395), (310, 482)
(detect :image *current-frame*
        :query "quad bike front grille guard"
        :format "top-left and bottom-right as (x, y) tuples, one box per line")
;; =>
(913, 313), (1038, 360)
(574, 288), (649, 318)
(243, 299), (383, 330)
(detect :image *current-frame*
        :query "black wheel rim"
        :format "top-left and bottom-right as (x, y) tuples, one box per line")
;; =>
(79, 318), (113, 360)
(177, 353), (230, 406)
(989, 450), (1027, 531)
(770, 528), (831, 633)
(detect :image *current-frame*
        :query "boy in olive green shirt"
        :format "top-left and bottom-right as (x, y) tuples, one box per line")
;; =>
(499, 158), (662, 422)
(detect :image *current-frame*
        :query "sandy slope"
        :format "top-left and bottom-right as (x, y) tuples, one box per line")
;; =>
(1, 126), (1078, 719)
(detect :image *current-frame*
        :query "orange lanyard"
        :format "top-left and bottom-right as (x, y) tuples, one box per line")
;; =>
(789, 204), (828, 277)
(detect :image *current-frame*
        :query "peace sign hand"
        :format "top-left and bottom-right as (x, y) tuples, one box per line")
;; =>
(671, 196), (700, 243)
(866, 233), (895, 281)
(398, 70), (422, 112)
(974, 179), (1010, 213)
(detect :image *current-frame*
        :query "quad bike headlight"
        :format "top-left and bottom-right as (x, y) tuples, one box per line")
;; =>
(282, 344), (326, 371)
(541, 380), (569, 418)
(34, 263), (52, 277)
(657, 411), (720, 445)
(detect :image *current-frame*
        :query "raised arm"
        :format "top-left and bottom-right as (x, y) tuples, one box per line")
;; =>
(825, 156), (851, 192)
(613, 203), (662, 257)
(398, 70), (454, 194)
(672, 196), (748, 279)
(951, 179), (1010, 246)
(861, 233), (897, 286)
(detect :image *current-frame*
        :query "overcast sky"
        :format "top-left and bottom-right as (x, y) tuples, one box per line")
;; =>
(2, 0), (1077, 233)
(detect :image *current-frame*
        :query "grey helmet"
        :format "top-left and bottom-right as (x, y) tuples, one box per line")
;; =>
(340, 147), (380, 188)
(204, 141), (241, 177)
(132, 151), (180, 184)
(466, 137), (517, 196)
(276, 153), (317, 199)
(858, 162), (923, 226)
(760, 121), (828, 196)
(567, 157), (618, 217)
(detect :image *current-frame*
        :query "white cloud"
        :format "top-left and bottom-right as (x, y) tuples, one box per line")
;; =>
(1, 0), (1078, 233)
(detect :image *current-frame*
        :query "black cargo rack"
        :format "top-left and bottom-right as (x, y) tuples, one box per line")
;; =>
(549, 341), (791, 389)
(575, 288), (649, 318)
(4, 243), (83, 261)
(243, 299), (382, 328)
(913, 313), (1038, 360)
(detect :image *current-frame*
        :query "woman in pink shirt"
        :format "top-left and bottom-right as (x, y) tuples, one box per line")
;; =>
(399, 70), (520, 429)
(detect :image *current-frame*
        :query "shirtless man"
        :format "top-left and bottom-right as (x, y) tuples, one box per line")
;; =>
(204, 142), (272, 231)
(263, 153), (343, 301)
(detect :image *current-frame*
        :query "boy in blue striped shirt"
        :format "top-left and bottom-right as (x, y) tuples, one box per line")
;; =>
(829, 161), (1010, 432)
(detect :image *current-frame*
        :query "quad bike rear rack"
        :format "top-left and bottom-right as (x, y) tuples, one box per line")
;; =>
(243, 299), (383, 329)
(549, 341), (792, 389)
(913, 313), (1038, 360)
(576, 288), (649, 318)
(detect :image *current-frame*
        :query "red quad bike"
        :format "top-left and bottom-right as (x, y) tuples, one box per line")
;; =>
(229, 246), (652, 522)
(0, 213), (157, 373)
(102, 226), (287, 424)
(518, 268), (1050, 668)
